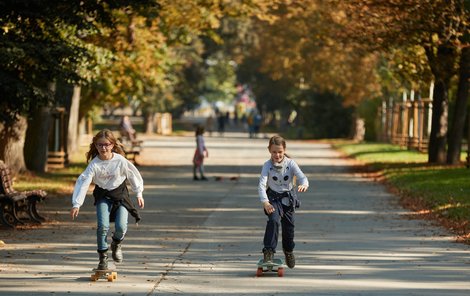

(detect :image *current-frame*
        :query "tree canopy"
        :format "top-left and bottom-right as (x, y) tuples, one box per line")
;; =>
(0, 0), (159, 125)
(1, 0), (468, 168)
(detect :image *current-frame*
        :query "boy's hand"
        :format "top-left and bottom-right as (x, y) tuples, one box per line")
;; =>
(71, 207), (79, 220)
(137, 196), (145, 209)
(297, 185), (308, 193)
(263, 201), (275, 214)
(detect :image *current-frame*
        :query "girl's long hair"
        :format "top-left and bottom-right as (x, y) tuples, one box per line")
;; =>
(86, 129), (126, 163)
(195, 125), (205, 136)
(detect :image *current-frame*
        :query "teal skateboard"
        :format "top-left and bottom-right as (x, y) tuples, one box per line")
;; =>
(91, 268), (118, 282)
(256, 258), (285, 277)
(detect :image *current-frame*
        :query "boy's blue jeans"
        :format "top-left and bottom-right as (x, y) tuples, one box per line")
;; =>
(263, 204), (295, 252)
(96, 198), (128, 251)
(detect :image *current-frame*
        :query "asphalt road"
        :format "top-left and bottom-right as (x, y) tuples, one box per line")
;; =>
(1, 132), (470, 295)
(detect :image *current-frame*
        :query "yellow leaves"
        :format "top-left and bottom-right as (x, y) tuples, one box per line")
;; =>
(246, 0), (384, 105)
(158, 0), (224, 33)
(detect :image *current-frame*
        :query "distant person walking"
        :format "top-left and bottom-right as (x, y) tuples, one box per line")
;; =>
(193, 126), (209, 181)
(217, 112), (225, 136)
(253, 112), (262, 138)
(258, 135), (308, 268)
(70, 129), (144, 271)
(205, 114), (215, 137)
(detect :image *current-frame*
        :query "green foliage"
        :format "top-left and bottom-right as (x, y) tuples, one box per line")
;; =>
(201, 54), (237, 103)
(297, 91), (354, 139)
(356, 97), (382, 141)
(237, 57), (293, 113)
(0, 0), (158, 125)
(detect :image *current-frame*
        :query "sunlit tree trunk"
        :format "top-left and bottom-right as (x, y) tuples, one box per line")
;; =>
(67, 85), (81, 154)
(0, 117), (28, 175)
(143, 109), (155, 134)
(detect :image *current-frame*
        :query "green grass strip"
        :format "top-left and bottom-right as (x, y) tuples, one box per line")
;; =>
(334, 141), (470, 236)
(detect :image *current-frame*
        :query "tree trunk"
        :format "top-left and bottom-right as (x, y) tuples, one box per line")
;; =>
(426, 43), (456, 164)
(447, 46), (470, 164)
(428, 80), (449, 163)
(24, 107), (51, 173)
(67, 85), (81, 154)
(0, 117), (28, 176)
(144, 112), (155, 134)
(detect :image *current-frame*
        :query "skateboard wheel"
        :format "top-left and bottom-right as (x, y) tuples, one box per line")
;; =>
(256, 267), (263, 277)
(90, 274), (97, 281)
(107, 274), (114, 282)
(277, 268), (284, 277)
(112, 272), (118, 280)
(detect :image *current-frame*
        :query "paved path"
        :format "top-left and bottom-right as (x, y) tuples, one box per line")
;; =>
(1, 133), (470, 295)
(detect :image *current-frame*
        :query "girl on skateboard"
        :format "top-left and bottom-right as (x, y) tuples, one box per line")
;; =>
(258, 135), (309, 268)
(70, 129), (144, 270)
(193, 125), (209, 180)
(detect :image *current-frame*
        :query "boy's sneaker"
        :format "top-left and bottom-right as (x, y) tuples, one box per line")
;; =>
(284, 250), (295, 268)
(263, 249), (274, 263)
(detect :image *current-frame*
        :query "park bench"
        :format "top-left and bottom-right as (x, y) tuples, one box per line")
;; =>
(119, 137), (143, 165)
(0, 160), (47, 228)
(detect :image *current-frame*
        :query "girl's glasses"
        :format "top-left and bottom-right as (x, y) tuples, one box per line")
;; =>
(96, 143), (113, 148)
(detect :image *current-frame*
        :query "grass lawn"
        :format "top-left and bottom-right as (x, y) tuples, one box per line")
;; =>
(334, 141), (470, 242)
(14, 149), (88, 196)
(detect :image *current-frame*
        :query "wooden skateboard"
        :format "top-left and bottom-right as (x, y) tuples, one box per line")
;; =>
(256, 258), (285, 277)
(91, 268), (118, 282)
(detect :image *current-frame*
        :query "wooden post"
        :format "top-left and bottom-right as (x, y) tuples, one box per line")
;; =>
(401, 102), (409, 147)
(392, 103), (400, 145)
(47, 108), (68, 170)
(417, 100), (425, 151)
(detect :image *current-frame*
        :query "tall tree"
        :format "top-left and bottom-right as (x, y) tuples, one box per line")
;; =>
(334, 0), (468, 164)
(0, 0), (158, 172)
(447, 1), (470, 164)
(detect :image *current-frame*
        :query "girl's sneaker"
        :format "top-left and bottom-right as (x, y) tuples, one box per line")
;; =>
(111, 240), (123, 263)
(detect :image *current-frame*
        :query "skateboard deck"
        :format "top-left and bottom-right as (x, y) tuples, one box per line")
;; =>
(256, 258), (285, 277)
(91, 268), (118, 282)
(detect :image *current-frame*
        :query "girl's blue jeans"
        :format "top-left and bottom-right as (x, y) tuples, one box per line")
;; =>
(96, 198), (128, 251)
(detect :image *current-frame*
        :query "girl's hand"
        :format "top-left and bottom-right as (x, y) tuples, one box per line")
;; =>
(297, 185), (308, 193)
(71, 207), (79, 220)
(263, 201), (275, 214)
(137, 196), (145, 209)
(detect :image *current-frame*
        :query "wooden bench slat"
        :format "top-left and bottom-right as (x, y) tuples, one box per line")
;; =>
(0, 160), (47, 227)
